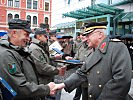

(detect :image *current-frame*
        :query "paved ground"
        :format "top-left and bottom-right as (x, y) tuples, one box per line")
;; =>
(129, 79), (133, 98)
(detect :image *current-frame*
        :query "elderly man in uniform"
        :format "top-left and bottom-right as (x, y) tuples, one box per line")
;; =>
(52, 22), (132, 100)
(0, 19), (56, 100)
(73, 31), (92, 100)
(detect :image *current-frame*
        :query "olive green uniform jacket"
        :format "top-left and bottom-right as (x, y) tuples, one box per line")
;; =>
(74, 42), (91, 61)
(64, 37), (132, 100)
(28, 38), (59, 85)
(0, 35), (50, 100)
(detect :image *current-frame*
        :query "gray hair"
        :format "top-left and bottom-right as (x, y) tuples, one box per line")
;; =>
(95, 28), (107, 35)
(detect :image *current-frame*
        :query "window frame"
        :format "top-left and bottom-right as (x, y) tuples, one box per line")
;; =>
(26, 0), (38, 10)
(7, 11), (20, 22)
(33, 0), (38, 9)
(14, 0), (20, 8)
(26, 12), (38, 28)
(7, 0), (20, 8)
(44, 0), (50, 11)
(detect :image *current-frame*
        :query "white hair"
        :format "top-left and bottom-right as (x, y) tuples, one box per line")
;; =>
(95, 28), (107, 35)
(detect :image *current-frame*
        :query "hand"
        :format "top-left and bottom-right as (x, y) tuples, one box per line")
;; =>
(58, 66), (67, 76)
(47, 82), (56, 95)
(52, 83), (65, 93)
(65, 56), (73, 60)
(54, 54), (62, 59)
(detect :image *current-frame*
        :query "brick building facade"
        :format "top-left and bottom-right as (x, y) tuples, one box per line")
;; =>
(0, 0), (52, 31)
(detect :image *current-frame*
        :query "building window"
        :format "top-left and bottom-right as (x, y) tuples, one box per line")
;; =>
(14, 0), (19, 7)
(68, 0), (71, 4)
(95, 0), (108, 5)
(45, 2), (49, 11)
(33, 16), (37, 25)
(8, 13), (13, 22)
(111, 0), (124, 5)
(14, 14), (19, 19)
(27, 15), (31, 23)
(8, 0), (13, 7)
(27, 0), (32, 9)
(45, 17), (48, 24)
(33, 0), (38, 9)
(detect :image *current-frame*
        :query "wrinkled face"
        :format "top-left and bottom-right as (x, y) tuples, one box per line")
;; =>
(37, 34), (48, 43)
(13, 30), (30, 47)
(85, 30), (100, 48)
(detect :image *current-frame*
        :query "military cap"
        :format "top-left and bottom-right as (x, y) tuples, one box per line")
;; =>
(8, 19), (32, 33)
(34, 28), (47, 35)
(62, 35), (73, 39)
(49, 30), (57, 35)
(83, 22), (108, 36)
(76, 32), (80, 36)
(56, 35), (63, 39)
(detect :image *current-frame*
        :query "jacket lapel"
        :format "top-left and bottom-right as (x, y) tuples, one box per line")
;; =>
(85, 49), (102, 71)
(85, 37), (110, 71)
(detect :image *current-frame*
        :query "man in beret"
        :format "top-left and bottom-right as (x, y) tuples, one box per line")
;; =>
(48, 30), (57, 45)
(52, 22), (132, 100)
(28, 28), (66, 99)
(0, 19), (56, 100)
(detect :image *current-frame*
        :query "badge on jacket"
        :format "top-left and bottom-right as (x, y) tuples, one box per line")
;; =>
(100, 42), (106, 51)
(8, 63), (16, 74)
(39, 55), (44, 61)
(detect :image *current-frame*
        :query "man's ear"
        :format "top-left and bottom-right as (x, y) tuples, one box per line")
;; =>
(11, 30), (18, 38)
(98, 32), (103, 39)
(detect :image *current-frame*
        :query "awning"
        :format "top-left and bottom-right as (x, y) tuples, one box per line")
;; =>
(52, 21), (75, 29)
(121, 12), (133, 20)
(63, 3), (124, 19)
(117, 12), (133, 22)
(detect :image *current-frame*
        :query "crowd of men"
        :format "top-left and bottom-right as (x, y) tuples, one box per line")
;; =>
(0, 18), (133, 100)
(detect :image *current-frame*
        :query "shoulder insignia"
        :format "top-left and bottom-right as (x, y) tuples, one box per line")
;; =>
(110, 39), (121, 42)
(39, 55), (44, 61)
(100, 42), (106, 51)
(8, 63), (16, 74)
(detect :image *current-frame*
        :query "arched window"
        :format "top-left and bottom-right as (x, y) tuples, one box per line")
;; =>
(14, 14), (19, 19)
(8, 13), (13, 22)
(45, 17), (48, 24)
(33, 16), (37, 25)
(27, 15), (31, 23)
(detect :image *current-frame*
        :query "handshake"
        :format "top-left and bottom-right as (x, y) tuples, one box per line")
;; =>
(47, 82), (65, 95)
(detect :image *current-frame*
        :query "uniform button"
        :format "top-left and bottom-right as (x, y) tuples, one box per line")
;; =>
(97, 71), (100, 74)
(83, 62), (85, 64)
(99, 85), (102, 88)
(88, 83), (91, 86)
(89, 95), (92, 98)
(87, 72), (90, 74)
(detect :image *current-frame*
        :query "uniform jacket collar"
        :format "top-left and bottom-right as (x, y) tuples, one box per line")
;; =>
(0, 34), (21, 50)
(97, 37), (110, 54)
(31, 38), (47, 48)
(85, 37), (110, 71)
(0, 34), (30, 57)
